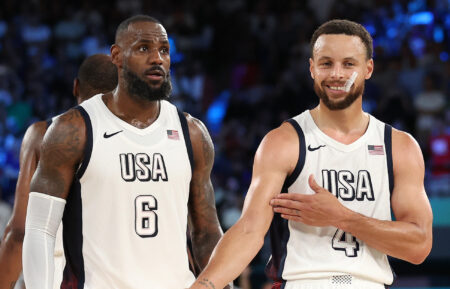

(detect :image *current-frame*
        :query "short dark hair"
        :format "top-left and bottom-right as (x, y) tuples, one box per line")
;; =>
(77, 54), (118, 100)
(115, 15), (162, 43)
(310, 19), (373, 60)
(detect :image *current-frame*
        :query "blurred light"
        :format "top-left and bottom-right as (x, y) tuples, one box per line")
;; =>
(387, 27), (397, 38)
(445, 15), (450, 28)
(206, 90), (230, 134)
(0, 21), (7, 38)
(433, 26), (444, 43)
(431, 138), (448, 156)
(408, 0), (427, 13)
(440, 51), (449, 62)
(364, 24), (376, 35)
(409, 37), (426, 57)
(168, 36), (184, 64)
(409, 11), (434, 25)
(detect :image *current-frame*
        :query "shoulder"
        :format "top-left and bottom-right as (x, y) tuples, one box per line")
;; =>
(40, 108), (87, 163)
(48, 108), (87, 135)
(183, 112), (210, 140)
(391, 128), (424, 173)
(23, 120), (49, 145)
(255, 122), (299, 174)
(21, 120), (49, 157)
(183, 112), (214, 169)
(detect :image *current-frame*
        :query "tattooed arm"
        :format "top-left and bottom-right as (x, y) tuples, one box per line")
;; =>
(185, 114), (231, 288)
(29, 109), (86, 198)
(0, 121), (47, 289)
(22, 109), (86, 289)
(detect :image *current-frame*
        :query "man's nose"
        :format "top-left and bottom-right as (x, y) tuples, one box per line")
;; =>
(330, 65), (345, 79)
(147, 48), (163, 65)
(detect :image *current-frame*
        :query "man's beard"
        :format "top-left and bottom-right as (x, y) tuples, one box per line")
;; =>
(313, 79), (364, 110)
(123, 66), (172, 102)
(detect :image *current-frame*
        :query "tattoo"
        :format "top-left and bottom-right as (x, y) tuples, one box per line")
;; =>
(198, 278), (216, 289)
(188, 117), (223, 270)
(42, 109), (83, 166)
(30, 109), (85, 197)
(197, 120), (214, 167)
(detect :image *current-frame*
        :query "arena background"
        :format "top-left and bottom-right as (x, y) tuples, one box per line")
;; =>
(0, 0), (448, 288)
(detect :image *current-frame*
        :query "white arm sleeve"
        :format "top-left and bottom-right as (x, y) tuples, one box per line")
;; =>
(23, 192), (66, 289)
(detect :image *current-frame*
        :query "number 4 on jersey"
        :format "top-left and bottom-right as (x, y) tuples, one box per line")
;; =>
(135, 195), (158, 237)
(332, 229), (360, 257)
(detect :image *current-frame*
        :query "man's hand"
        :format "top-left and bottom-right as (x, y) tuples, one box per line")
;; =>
(270, 175), (349, 227)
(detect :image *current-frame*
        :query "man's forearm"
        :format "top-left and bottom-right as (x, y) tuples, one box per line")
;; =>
(0, 228), (23, 289)
(339, 209), (431, 264)
(191, 223), (264, 289)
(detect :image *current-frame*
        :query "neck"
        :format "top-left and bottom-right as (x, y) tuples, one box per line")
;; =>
(103, 86), (161, 129)
(310, 98), (369, 144)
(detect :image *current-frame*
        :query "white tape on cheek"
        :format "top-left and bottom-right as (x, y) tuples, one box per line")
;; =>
(344, 71), (358, 92)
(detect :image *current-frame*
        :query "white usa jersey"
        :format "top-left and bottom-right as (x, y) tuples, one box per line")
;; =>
(266, 110), (394, 287)
(61, 94), (195, 289)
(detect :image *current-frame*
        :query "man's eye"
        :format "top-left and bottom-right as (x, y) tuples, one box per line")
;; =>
(139, 46), (148, 52)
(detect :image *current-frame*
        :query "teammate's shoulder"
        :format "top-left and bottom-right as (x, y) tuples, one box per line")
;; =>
(182, 112), (209, 136)
(21, 120), (49, 151)
(391, 127), (424, 166)
(264, 121), (299, 144)
(25, 120), (49, 137)
(257, 122), (299, 157)
(391, 127), (420, 151)
(51, 107), (86, 127)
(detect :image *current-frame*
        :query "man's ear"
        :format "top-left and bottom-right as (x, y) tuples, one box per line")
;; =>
(73, 78), (79, 98)
(309, 58), (315, 80)
(111, 44), (122, 68)
(365, 59), (374, 80)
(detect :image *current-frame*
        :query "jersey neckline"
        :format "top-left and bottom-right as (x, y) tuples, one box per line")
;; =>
(305, 110), (375, 153)
(94, 94), (166, 136)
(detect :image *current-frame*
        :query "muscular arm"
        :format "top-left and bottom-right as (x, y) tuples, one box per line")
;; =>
(190, 123), (297, 289)
(22, 109), (86, 288)
(0, 121), (47, 289)
(185, 115), (224, 274)
(30, 109), (86, 198)
(340, 130), (432, 264)
(272, 129), (433, 264)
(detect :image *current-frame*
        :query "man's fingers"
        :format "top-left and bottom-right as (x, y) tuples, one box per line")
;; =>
(280, 214), (304, 223)
(308, 174), (323, 193)
(273, 206), (299, 216)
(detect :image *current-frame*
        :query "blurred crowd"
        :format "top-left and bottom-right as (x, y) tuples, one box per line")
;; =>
(0, 0), (449, 287)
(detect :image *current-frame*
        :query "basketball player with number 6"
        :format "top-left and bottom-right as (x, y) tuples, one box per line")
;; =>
(22, 15), (226, 289)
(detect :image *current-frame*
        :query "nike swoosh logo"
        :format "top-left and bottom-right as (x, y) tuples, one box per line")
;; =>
(103, 130), (123, 138)
(307, 144), (326, 151)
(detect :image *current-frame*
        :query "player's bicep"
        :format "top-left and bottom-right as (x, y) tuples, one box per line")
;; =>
(391, 131), (432, 228)
(238, 127), (296, 233)
(186, 115), (220, 230)
(30, 109), (86, 200)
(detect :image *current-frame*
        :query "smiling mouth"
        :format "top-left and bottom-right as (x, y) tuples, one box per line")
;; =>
(325, 84), (349, 93)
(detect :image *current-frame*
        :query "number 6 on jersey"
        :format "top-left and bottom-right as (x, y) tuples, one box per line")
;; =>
(135, 195), (158, 237)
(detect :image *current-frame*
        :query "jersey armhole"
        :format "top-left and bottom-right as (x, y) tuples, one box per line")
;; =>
(177, 110), (194, 175)
(384, 124), (394, 196)
(283, 119), (306, 190)
(74, 106), (93, 180)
